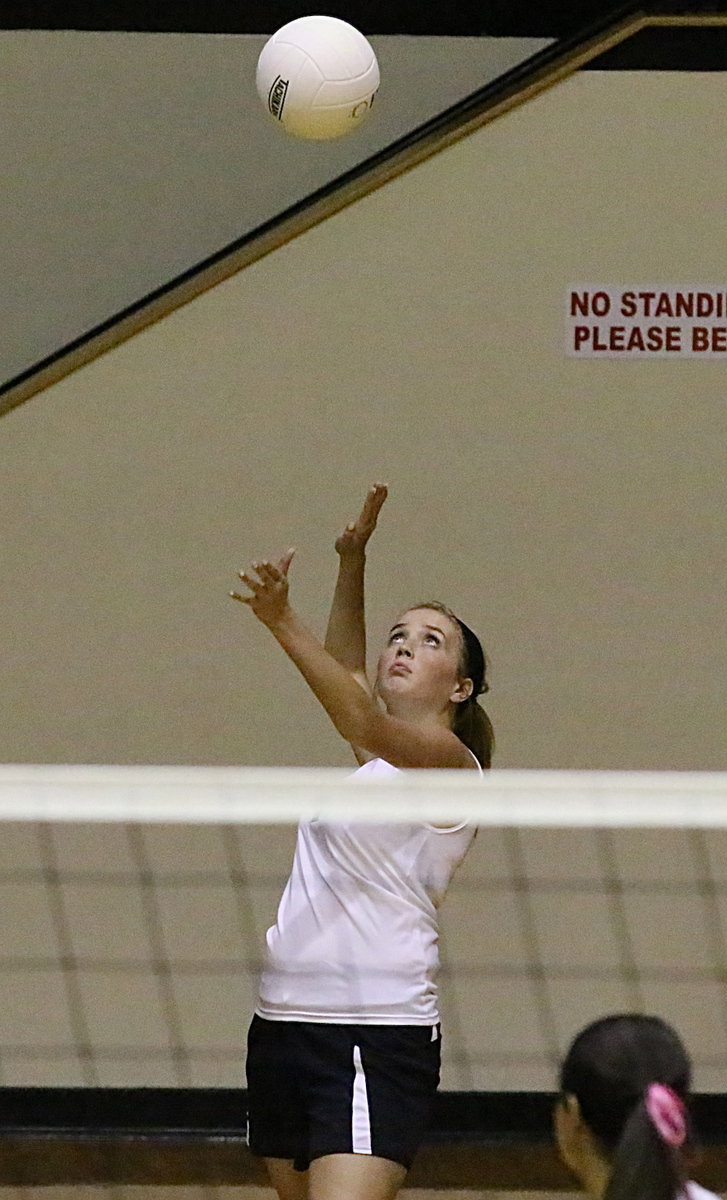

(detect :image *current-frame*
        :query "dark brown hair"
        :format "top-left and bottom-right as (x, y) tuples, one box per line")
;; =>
(410, 602), (494, 768)
(559, 1015), (692, 1200)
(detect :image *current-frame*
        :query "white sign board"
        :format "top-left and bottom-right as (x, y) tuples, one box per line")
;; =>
(566, 286), (727, 358)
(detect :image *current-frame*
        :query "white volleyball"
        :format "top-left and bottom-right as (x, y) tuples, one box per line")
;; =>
(256, 15), (380, 141)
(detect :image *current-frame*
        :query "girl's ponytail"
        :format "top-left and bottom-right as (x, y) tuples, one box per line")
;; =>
(606, 1087), (688, 1200)
(452, 695), (494, 768)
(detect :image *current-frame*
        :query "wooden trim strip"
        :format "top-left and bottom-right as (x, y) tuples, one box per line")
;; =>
(1, 1135), (727, 1189)
(648, 13), (727, 25)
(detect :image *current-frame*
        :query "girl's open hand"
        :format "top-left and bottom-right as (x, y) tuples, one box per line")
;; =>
(335, 483), (388, 556)
(230, 548), (296, 626)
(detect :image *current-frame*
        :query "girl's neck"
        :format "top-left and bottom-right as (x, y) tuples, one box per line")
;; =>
(384, 702), (452, 728)
(576, 1152), (611, 1200)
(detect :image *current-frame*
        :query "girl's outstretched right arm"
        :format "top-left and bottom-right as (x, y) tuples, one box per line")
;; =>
(324, 483), (387, 690)
(324, 484), (387, 765)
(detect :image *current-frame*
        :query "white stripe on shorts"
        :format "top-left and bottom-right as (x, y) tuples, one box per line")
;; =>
(351, 1044), (372, 1154)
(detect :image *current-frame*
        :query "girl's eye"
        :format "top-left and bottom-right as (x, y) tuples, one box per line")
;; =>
(390, 631), (404, 643)
(425, 634), (440, 645)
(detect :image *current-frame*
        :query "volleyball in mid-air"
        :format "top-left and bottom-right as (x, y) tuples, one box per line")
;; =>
(256, 15), (380, 141)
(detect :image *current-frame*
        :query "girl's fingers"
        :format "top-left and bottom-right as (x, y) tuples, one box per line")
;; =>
(238, 569), (262, 593)
(233, 550), (293, 603)
(369, 482), (388, 514)
(362, 489), (377, 515)
(278, 547), (296, 575)
(236, 550), (293, 595)
(338, 486), (386, 545)
(360, 482), (388, 527)
(258, 561), (281, 584)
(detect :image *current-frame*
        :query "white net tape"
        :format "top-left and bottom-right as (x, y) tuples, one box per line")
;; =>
(0, 766), (725, 825)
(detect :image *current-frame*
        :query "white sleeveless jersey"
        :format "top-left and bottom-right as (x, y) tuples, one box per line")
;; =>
(685, 1185), (721, 1200)
(256, 757), (478, 1024)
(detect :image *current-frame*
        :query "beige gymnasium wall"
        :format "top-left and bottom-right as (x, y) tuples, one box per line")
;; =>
(1, 70), (725, 772)
(0, 71), (726, 1200)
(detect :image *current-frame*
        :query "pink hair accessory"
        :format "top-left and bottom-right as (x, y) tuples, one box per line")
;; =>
(645, 1083), (687, 1147)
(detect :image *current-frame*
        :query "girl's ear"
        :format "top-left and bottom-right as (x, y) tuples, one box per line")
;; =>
(450, 677), (474, 704)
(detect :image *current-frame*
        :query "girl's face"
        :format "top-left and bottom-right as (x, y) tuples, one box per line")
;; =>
(375, 607), (472, 718)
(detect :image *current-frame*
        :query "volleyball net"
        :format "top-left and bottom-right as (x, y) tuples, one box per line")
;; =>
(1, 765), (727, 1192)
(2, 764), (727, 1093)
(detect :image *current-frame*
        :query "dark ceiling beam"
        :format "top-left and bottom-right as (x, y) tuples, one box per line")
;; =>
(2, 0), (725, 36)
(591, 20), (727, 65)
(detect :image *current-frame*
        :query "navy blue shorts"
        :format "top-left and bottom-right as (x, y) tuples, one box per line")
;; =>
(246, 1015), (441, 1171)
